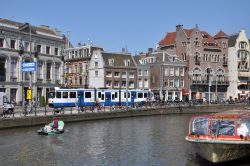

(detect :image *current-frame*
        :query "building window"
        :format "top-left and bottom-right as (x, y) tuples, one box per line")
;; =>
(55, 63), (60, 80)
(46, 63), (51, 80)
(10, 59), (17, 78)
(222, 42), (227, 49)
(24, 42), (29, 51)
(46, 46), (50, 54)
(180, 79), (184, 87)
(169, 80), (174, 87)
(106, 71), (112, 77)
(182, 42), (186, 47)
(94, 61), (98, 67)
(180, 68), (184, 76)
(122, 81), (126, 87)
(138, 69), (142, 76)
(138, 79), (142, 88)
(182, 53), (187, 61)
(170, 68), (174, 76)
(129, 81), (134, 88)
(122, 72), (126, 78)
(0, 38), (3, 47)
(165, 68), (169, 76)
(79, 76), (82, 85)
(129, 72), (134, 78)
(144, 70), (148, 76)
(37, 45), (41, 53)
(114, 81), (119, 87)
(55, 48), (59, 55)
(79, 63), (83, 73)
(10, 40), (16, 49)
(106, 81), (112, 87)
(37, 61), (43, 79)
(175, 68), (179, 76)
(114, 72), (120, 77)
(95, 70), (98, 77)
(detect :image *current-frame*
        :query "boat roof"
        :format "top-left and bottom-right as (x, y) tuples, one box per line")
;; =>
(195, 110), (250, 120)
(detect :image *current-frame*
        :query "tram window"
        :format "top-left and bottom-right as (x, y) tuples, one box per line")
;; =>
(56, 92), (61, 98)
(138, 93), (143, 98)
(132, 92), (136, 98)
(112, 94), (115, 100)
(98, 92), (102, 98)
(101, 94), (104, 100)
(49, 92), (55, 98)
(63, 92), (68, 98)
(78, 91), (83, 97)
(85, 92), (91, 98)
(144, 93), (148, 98)
(125, 93), (130, 98)
(115, 92), (118, 98)
(70, 92), (76, 98)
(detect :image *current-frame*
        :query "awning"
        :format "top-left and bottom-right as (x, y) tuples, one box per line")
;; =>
(182, 88), (189, 96)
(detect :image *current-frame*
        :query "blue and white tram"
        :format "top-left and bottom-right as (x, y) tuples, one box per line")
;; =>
(48, 87), (153, 108)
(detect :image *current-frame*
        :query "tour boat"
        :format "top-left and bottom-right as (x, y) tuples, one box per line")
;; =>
(185, 110), (250, 163)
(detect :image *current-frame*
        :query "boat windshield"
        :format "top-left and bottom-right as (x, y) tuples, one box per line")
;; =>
(237, 119), (250, 136)
(210, 120), (235, 136)
(191, 117), (208, 135)
(48, 92), (55, 99)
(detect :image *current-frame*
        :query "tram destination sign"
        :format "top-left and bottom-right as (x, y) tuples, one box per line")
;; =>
(22, 62), (36, 72)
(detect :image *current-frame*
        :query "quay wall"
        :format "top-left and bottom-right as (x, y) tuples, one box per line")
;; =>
(0, 104), (246, 129)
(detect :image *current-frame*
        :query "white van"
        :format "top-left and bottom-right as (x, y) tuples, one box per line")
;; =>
(0, 92), (14, 114)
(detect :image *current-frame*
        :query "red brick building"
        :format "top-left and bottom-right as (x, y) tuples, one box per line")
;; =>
(158, 25), (229, 101)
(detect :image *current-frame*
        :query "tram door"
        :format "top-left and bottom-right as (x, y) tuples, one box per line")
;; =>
(105, 91), (112, 106)
(77, 91), (84, 107)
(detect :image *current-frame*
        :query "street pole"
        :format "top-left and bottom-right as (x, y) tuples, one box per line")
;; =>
(29, 23), (33, 110)
(208, 68), (211, 105)
(126, 47), (128, 109)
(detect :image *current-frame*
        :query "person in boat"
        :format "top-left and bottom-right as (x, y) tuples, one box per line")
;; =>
(52, 117), (59, 130)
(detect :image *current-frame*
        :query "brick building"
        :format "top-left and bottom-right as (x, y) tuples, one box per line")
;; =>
(158, 25), (229, 101)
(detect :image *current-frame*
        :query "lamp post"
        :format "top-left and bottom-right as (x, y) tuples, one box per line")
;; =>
(208, 68), (211, 104)
(126, 47), (128, 109)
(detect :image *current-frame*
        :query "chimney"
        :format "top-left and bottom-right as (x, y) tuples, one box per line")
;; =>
(148, 48), (153, 53)
(176, 24), (183, 31)
(122, 48), (126, 53)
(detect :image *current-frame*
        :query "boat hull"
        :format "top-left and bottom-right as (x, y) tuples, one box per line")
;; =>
(187, 138), (250, 163)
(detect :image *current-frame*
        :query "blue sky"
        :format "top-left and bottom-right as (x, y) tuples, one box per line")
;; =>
(1, 0), (249, 54)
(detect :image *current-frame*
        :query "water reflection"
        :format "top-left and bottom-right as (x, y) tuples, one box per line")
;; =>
(0, 114), (250, 166)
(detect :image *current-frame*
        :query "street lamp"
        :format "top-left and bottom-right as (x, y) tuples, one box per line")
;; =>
(207, 68), (211, 104)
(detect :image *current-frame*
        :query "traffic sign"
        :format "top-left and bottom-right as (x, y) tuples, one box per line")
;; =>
(27, 89), (32, 100)
(22, 62), (36, 72)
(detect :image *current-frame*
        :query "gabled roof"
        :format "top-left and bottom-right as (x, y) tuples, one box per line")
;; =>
(214, 30), (229, 39)
(158, 32), (176, 45)
(102, 52), (136, 67)
(183, 29), (194, 37)
(228, 34), (239, 47)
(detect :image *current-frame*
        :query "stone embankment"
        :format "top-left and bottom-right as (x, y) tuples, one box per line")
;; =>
(0, 104), (246, 129)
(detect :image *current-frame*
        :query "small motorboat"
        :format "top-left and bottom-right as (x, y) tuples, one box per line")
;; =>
(37, 121), (65, 135)
(185, 110), (250, 163)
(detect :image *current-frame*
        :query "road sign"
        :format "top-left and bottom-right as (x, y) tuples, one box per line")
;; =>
(22, 62), (36, 72)
(27, 89), (32, 100)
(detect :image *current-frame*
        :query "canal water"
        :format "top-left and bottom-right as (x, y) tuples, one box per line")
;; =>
(1, 114), (250, 166)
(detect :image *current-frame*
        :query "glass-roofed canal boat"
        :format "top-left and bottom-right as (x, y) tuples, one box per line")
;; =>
(185, 110), (250, 163)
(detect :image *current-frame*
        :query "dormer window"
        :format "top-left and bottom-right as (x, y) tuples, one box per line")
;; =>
(239, 42), (247, 49)
(109, 59), (114, 66)
(124, 59), (130, 66)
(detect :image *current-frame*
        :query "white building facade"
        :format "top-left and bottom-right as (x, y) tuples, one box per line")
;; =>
(227, 29), (250, 100)
(0, 19), (66, 104)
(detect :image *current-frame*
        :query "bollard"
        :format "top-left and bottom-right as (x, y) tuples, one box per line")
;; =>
(45, 106), (47, 116)
(35, 106), (37, 116)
